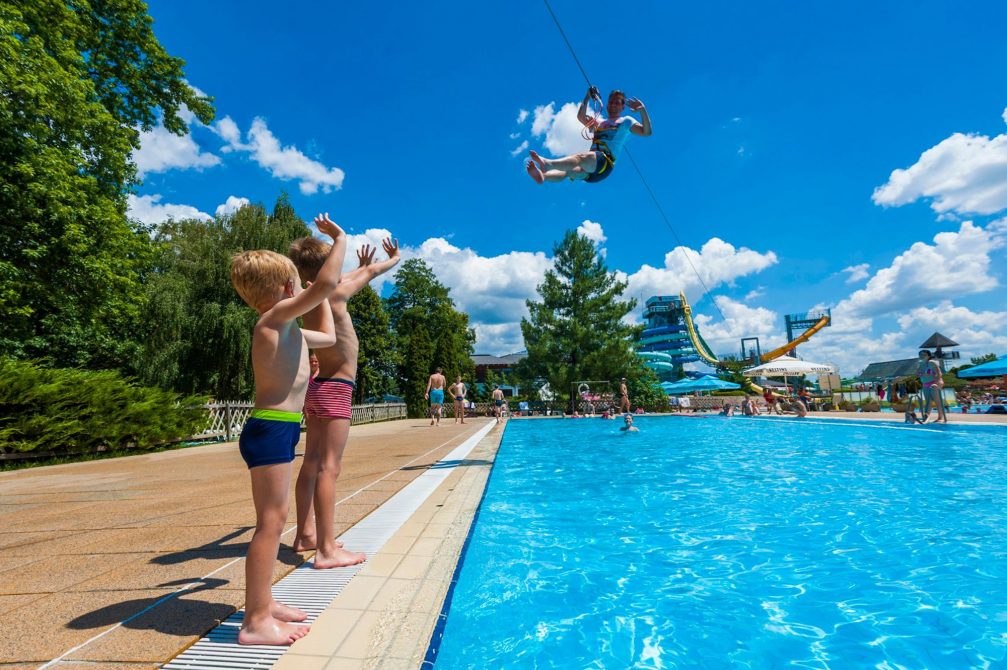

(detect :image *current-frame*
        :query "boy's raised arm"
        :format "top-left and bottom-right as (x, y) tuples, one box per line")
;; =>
(337, 237), (401, 297)
(270, 213), (347, 323)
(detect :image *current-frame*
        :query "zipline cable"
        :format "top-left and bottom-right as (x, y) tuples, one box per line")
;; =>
(541, 0), (728, 323)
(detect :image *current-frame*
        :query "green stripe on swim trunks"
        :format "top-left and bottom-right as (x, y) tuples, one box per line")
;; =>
(250, 408), (302, 423)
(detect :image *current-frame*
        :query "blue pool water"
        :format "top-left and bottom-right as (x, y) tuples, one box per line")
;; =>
(432, 416), (1007, 668)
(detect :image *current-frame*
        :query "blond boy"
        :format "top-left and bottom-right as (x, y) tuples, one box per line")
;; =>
(289, 236), (400, 568)
(229, 213), (346, 646)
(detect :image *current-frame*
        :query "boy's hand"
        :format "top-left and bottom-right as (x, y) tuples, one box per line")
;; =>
(314, 213), (344, 240)
(382, 237), (400, 259)
(627, 97), (645, 111)
(356, 244), (376, 268)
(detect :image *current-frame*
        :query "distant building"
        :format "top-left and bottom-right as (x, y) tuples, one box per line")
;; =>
(638, 296), (699, 379)
(471, 352), (526, 396)
(919, 332), (960, 368)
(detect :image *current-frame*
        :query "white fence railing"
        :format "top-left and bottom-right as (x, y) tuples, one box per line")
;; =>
(200, 402), (407, 441)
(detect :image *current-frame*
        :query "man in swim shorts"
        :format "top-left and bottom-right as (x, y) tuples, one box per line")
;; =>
(526, 87), (651, 184)
(619, 378), (631, 413)
(448, 375), (467, 424)
(289, 235), (401, 567)
(491, 385), (505, 423)
(426, 367), (446, 426)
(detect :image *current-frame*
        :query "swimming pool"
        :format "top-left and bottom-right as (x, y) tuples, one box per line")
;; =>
(430, 416), (1007, 668)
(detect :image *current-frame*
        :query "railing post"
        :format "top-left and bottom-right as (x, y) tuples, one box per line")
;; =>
(224, 403), (233, 442)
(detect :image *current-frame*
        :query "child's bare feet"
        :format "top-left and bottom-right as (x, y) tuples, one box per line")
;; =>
(291, 534), (315, 552)
(292, 535), (343, 552)
(526, 160), (544, 184)
(271, 600), (307, 623)
(238, 617), (310, 646)
(313, 546), (367, 569)
(528, 150), (546, 170)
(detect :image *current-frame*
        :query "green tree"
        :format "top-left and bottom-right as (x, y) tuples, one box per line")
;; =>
(347, 285), (399, 404)
(970, 353), (997, 366)
(135, 196), (309, 399)
(385, 259), (475, 417)
(518, 230), (646, 412)
(0, 2), (213, 368)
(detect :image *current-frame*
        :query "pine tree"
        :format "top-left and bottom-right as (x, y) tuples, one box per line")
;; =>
(519, 230), (647, 412)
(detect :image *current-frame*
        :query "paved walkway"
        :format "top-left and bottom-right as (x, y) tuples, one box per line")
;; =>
(0, 418), (491, 669)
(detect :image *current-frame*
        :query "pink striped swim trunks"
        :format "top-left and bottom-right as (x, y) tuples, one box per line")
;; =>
(304, 377), (354, 419)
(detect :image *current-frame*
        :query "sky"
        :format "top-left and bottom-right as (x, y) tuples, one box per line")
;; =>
(133, 0), (1007, 375)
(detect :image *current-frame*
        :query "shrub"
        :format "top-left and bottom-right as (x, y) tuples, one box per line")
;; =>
(0, 359), (208, 456)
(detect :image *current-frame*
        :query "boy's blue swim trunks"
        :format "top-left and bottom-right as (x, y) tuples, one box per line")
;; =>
(429, 389), (444, 405)
(238, 409), (302, 469)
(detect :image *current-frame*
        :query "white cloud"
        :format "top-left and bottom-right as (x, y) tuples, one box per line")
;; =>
(214, 116), (242, 148)
(244, 118), (345, 194)
(133, 124), (220, 177)
(509, 132), (521, 140)
(622, 238), (778, 311)
(531, 101), (591, 157)
(510, 140), (529, 157)
(896, 301), (1007, 360)
(215, 116), (345, 194)
(837, 220), (1005, 318)
(331, 223), (777, 359)
(127, 194), (211, 225)
(516, 109), (529, 124)
(744, 287), (764, 301)
(692, 297), (785, 357)
(872, 108), (1007, 216)
(576, 220), (606, 245)
(841, 263), (870, 283)
(1002, 106), (1007, 125)
(215, 195), (250, 217)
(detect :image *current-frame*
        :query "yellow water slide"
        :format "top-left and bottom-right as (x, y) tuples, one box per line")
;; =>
(757, 313), (831, 362)
(678, 292), (831, 395)
(679, 291), (720, 366)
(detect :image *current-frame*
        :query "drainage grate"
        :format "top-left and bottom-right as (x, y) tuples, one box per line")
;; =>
(162, 421), (496, 669)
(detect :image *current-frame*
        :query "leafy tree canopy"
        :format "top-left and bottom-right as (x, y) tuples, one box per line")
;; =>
(385, 259), (474, 417)
(0, 1), (213, 368)
(136, 196), (308, 399)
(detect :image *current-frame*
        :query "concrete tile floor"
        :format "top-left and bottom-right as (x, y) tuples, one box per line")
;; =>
(274, 425), (505, 670)
(0, 418), (490, 666)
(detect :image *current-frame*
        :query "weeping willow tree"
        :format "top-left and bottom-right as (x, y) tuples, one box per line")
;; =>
(134, 195), (309, 399)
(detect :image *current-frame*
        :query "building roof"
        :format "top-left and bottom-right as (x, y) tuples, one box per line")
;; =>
(858, 358), (920, 381)
(471, 352), (526, 367)
(920, 332), (958, 349)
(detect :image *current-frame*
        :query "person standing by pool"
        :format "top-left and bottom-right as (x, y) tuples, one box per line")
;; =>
(448, 375), (467, 425)
(491, 385), (505, 423)
(619, 378), (631, 413)
(228, 213), (344, 645)
(763, 387), (782, 415)
(917, 350), (947, 424)
(289, 235), (400, 567)
(426, 367), (446, 426)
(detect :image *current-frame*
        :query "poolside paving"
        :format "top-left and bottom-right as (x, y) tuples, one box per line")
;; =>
(0, 418), (491, 668)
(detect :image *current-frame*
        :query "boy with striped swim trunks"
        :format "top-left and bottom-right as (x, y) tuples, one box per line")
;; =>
(229, 213), (345, 646)
(289, 234), (401, 568)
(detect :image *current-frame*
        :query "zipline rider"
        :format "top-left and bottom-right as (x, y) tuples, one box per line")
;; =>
(526, 87), (652, 184)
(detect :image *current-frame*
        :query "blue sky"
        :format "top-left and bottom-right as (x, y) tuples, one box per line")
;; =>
(134, 0), (1007, 374)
